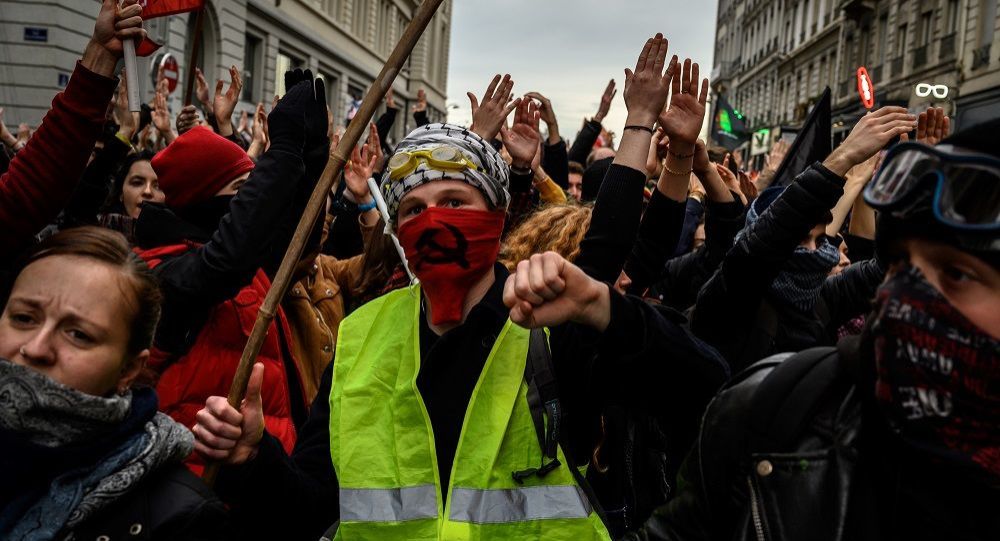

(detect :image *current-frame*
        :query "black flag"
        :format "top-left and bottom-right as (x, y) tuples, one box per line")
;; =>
(771, 88), (832, 187)
(711, 94), (749, 151)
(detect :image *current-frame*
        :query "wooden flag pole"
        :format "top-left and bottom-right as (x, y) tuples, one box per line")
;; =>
(183, 6), (205, 105)
(202, 0), (445, 486)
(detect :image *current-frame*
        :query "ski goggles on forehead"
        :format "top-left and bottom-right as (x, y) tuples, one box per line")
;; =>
(387, 146), (481, 181)
(865, 142), (1000, 230)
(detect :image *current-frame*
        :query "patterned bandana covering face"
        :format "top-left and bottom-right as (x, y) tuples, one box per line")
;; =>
(871, 263), (1000, 483)
(380, 123), (510, 223)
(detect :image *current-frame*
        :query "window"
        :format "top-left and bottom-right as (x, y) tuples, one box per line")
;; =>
(352, 0), (369, 42)
(897, 24), (908, 57)
(946, 0), (960, 33)
(274, 51), (303, 96)
(877, 14), (889, 63)
(243, 34), (261, 102)
(980, 0), (997, 46)
(919, 12), (933, 45)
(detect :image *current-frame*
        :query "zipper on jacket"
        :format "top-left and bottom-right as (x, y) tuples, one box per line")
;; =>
(747, 476), (767, 541)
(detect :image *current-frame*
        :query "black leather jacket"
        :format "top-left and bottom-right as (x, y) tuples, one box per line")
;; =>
(626, 338), (1000, 541)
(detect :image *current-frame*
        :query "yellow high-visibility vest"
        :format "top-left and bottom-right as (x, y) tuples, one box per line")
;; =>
(329, 285), (611, 540)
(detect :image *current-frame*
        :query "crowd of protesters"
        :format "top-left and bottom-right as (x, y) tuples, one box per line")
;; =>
(0, 1), (997, 540)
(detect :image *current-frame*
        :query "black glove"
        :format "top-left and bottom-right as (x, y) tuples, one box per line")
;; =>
(283, 69), (330, 180)
(266, 72), (317, 156)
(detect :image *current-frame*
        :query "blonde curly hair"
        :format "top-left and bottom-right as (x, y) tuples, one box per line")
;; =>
(499, 204), (593, 271)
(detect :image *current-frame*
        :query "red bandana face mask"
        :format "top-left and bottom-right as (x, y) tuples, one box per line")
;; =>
(397, 207), (506, 325)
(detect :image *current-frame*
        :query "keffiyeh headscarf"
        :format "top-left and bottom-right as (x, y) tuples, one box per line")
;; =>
(380, 123), (510, 223)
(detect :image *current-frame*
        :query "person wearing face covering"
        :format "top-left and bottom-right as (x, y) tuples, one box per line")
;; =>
(688, 107), (922, 372)
(192, 124), (725, 540)
(132, 72), (329, 475)
(624, 116), (1000, 541)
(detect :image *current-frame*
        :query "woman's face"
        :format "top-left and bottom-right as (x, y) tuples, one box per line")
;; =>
(897, 238), (1000, 340)
(121, 160), (164, 218)
(0, 255), (147, 396)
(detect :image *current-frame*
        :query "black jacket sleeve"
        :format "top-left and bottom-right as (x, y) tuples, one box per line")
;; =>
(672, 198), (705, 257)
(690, 163), (845, 370)
(567, 119), (602, 165)
(375, 107), (399, 143)
(654, 197), (746, 311)
(820, 257), (886, 330)
(151, 146), (306, 313)
(575, 164), (647, 283)
(623, 190), (688, 295)
(549, 288), (729, 467)
(216, 362), (338, 541)
(413, 109), (430, 128)
(542, 139), (570, 188)
(60, 134), (131, 228)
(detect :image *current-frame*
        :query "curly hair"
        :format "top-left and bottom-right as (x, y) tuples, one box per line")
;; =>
(499, 204), (593, 270)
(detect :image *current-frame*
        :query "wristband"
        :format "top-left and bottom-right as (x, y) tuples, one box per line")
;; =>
(115, 131), (135, 151)
(357, 199), (377, 212)
(511, 165), (533, 176)
(624, 125), (654, 134)
(664, 163), (693, 176)
(668, 148), (695, 159)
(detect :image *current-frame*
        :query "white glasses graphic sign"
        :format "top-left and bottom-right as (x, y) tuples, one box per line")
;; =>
(915, 83), (949, 99)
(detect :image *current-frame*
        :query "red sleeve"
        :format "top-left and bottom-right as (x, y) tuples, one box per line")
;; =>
(0, 62), (118, 257)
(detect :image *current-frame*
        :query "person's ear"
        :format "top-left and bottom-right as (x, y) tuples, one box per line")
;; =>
(117, 349), (149, 394)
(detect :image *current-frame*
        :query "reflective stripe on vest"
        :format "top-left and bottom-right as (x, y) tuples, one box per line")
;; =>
(339, 485), (438, 522)
(449, 485), (592, 524)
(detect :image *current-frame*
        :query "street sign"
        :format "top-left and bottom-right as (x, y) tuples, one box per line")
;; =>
(160, 54), (179, 94)
(23, 27), (48, 42)
(856, 67), (875, 109)
(750, 128), (771, 156)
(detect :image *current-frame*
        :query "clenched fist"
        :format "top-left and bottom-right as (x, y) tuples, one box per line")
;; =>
(503, 252), (611, 331)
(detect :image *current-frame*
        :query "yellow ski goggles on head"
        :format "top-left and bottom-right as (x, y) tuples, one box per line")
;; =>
(387, 146), (481, 181)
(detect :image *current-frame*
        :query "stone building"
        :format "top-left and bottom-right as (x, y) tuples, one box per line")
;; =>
(0, 0), (453, 144)
(711, 0), (1000, 162)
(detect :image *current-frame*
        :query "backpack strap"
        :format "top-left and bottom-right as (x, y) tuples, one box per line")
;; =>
(517, 327), (610, 526)
(516, 328), (562, 482)
(748, 346), (843, 453)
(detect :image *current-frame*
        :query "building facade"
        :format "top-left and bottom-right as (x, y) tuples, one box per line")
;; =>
(0, 0), (452, 145)
(711, 0), (1000, 161)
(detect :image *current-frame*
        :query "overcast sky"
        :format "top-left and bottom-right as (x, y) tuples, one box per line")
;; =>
(445, 0), (719, 142)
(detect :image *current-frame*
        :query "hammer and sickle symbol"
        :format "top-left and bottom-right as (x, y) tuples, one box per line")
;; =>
(414, 223), (470, 270)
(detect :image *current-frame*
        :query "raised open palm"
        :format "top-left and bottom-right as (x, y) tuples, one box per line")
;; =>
(658, 58), (709, 145)
(500, 99), (541, 168)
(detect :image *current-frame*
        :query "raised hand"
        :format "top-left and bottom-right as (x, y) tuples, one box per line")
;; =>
(0, 108), (17, 149)
(195, 68), (212, 113)
(385, 87), (397, 109)
(84, 0), (146, 77)
(525, 91), (560, 144)
(469, 74), (519, 142)
(659, 58), (709, 146)
(16, 123), (31, 144)
(500, 98), (541, 170)
(237, 109), (249, 135)
(114, 72), (140, 140)
(175, 104), (203, 134)
(594, 79), (617, 124)
(248, 102), (268, 160)
(646, 127), (668, 178)
(824, 106), (917, 177)
(344, 124), (380, 205)
(214, 65), (244, 137)
(152, 92), (176, 145)
(412, 88), (427, 113)
(503, 252), (611, 331)
(156, 64), (169, 96)
(193, 362), (265, 465)
(692, 139), (735, 203)
(623, 34), (676, 129)
(914, 106), (950, 145)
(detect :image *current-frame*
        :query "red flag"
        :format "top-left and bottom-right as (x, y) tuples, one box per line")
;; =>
(135, 36), (162, 57)
(140, 0), (204, 19)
